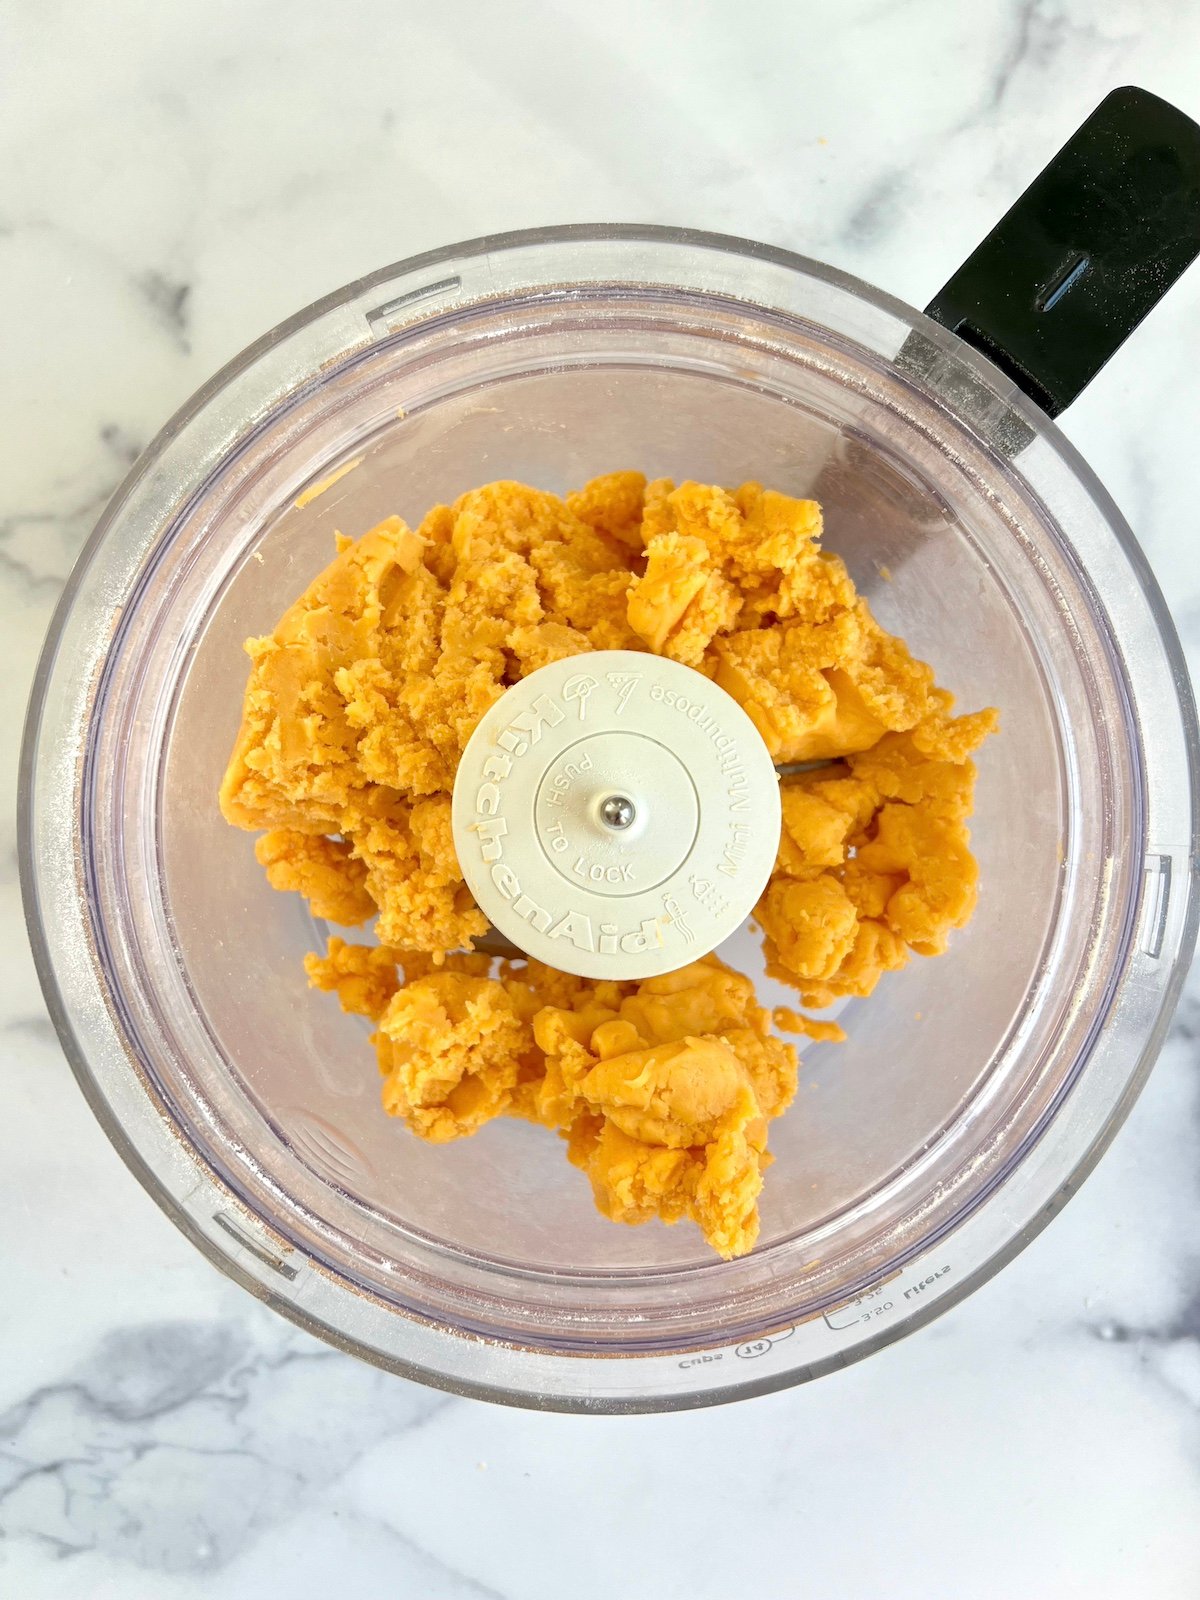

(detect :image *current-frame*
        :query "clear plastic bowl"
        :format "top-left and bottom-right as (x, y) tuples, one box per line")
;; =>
(21, 228), (1199, 1411)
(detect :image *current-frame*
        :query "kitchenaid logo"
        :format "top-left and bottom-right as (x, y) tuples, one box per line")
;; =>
(484, 861), (660, 955)
(491, 691), (564, 758)
(466, 691), (662, 955)
(649, 683), (752, 816)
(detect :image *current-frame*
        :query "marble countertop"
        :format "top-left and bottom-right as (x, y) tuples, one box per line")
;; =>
(3, 2), (1199, 1595)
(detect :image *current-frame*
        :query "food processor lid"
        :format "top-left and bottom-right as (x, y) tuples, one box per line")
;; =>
(451, 651), (781, 977)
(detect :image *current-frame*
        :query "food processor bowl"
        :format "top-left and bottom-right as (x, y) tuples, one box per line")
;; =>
(21, 226), (1198, 1411)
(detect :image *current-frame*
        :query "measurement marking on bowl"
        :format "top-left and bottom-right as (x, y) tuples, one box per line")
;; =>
(735, 1326), (796, 1360)
(678, 1351), (726, 1371)
(823, 1283), (895, 1332)
(213, 1211), (299, 1280)
(822, 1263), (950, 1332)
(366, 275), (463, 334)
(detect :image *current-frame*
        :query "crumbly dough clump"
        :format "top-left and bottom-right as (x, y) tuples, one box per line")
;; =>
(221, 473), (996, 1257)
(307, 945), (795, 1258)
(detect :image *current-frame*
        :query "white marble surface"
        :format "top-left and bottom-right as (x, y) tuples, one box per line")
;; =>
(3, 1), (1200, 1594)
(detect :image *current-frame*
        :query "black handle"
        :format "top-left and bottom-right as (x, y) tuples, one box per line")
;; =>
(925, 86), (1200, 417)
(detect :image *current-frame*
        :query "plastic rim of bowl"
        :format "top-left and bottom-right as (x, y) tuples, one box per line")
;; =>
(19, 225), (1200, 1412)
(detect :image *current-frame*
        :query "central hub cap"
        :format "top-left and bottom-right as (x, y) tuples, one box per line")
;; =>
(534, 730), (699, 896)
(451, 650), (781, 978)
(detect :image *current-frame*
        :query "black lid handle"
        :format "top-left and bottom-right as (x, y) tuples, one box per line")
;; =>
(925, 86), (1200, 417)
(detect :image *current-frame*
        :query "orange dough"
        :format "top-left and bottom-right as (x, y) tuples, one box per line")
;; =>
(221, 474), (996, 1258)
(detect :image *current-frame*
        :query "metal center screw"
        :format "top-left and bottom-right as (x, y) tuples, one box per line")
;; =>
(599, 794), (636, 830)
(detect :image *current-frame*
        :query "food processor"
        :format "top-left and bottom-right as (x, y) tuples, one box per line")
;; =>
(21, 87), (1200, 1410)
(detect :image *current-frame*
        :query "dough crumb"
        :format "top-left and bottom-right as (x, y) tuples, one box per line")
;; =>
(294, 455), (364, 508)
(772, 1007), (846, 1044)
